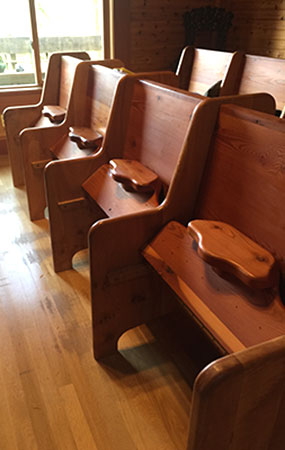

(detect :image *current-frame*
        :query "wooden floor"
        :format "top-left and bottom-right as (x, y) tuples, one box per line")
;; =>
(0, 156), (220, 450)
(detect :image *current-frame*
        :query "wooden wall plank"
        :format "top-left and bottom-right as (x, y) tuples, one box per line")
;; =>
(227, 0), (285, 58)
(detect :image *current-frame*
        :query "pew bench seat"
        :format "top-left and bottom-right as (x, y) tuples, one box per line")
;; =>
(142, 220), (285, 354)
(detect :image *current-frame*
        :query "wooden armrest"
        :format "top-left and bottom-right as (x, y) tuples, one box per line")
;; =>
(68, 127), (103, 150)
(188, 220), (278, 289)
(109, 159), (160, 193)
(42, 105), (66, 123)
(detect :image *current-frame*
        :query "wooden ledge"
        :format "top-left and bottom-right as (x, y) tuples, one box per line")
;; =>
(188, 220), (278, 289)
(69, 127), (103, 150)
(109, 159), (160, 193)
(42, 105), (66, 123)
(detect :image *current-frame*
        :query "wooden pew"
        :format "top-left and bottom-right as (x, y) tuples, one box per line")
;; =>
(20, 59), (124, 221)
(186, 336), (285, 450)
(232, 53), (285, 114)
(4, 51), (90, 187)
(21, 64), (178, 221)
(45, 78), (204, 273)
(79, 90), (274, 359)
(142, 105), (285, 354)
(176, 46), (243, 96)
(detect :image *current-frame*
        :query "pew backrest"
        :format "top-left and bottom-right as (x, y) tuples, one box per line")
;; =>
(194, 104), (285, 268)
(109, 79), (203, 189)
(176, 47), (242, 96)
(41, 51), (90, 106)
(235, 54), (285, 112)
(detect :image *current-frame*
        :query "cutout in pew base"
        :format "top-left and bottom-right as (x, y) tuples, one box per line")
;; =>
(68, 126), (103, 150)
(109, 159), (161, 194)
(42, 105), (66, 123)
(188, 220), (279, 290)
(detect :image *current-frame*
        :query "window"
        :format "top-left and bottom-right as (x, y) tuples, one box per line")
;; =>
(0, 0), (105, 88)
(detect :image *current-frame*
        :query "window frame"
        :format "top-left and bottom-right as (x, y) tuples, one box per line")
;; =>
(0, 0), (111, 91)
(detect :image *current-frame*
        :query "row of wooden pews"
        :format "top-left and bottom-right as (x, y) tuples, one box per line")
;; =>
(3, 47), (285, 450)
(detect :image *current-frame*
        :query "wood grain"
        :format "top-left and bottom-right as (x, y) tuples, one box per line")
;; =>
(42, 105), (66, 123)
(110, 158), (160, 193)
(143, 221), (285, 352)
(188, 219), (278, 289)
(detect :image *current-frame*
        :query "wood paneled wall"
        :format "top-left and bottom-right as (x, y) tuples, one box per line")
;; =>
(227, 0), (285, 59)
(113, 0), (285, 72)
(124, 0), (227, 72)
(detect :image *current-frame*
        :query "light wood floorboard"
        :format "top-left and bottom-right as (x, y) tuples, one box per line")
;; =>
(0, 156), (219, 450)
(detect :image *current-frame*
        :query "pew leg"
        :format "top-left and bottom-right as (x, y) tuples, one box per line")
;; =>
(91, 267), (175, 360)
(25, 165), (51, 221)
(9, 138), (25, 187)
(49, 201), (102, 272)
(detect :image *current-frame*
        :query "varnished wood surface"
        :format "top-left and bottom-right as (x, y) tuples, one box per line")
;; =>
(110, 159), (160, 193)
(187, 335), (285, 450)
(236, 54), (285, 111)
(68, 127), (103, 150)
(0, 156), (213, 450)
(187, 48), (236, 96)
(143, 221), (285, 353)
(42, 105), (66, 123)
(82, 163), (160, 216)
(188, 219), (278, 289)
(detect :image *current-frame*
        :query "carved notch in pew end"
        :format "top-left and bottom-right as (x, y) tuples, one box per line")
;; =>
(188, 219), (279, 290)
(109, 159), (161, 194)
(68, 126), (103, 151)
(42, 105), (66, 123)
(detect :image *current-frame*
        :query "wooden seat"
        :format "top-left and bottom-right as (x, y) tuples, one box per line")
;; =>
(20, 59), (124, 220)
(3, 51), (90, 186)
(176, 47), (243, 96)
(233, 53), (285, 114)
(143, 104), (285, 354)
(45, 78), (205, 272)
(187, 335), (285, 450)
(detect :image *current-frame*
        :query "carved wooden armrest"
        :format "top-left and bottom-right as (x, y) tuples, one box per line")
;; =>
(68, 127), (103, 150)
(42, 105), (66, 123)
(188, 220), (278, 289)
(109, 159), (160, 193)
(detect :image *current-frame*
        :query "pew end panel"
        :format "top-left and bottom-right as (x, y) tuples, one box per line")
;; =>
(88, 208), (178, 360)
(3, 103), (44, 187)
(187, 335), (285, 450)
(20, 124), (69, 221)
(45, 154), (108, 272)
